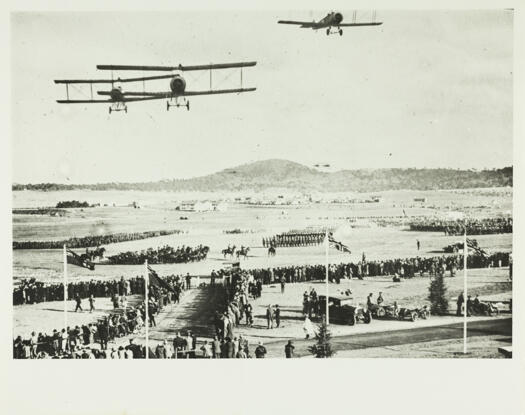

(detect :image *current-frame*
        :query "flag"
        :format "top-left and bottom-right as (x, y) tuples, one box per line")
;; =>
(66, 248), (95, 270)
(327, 232), (351, 253)
(465, 238), (488, 257)
(147, 265), (173, 291)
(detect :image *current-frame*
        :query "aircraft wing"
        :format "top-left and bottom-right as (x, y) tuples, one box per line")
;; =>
(54, 74), (174, 84)
(278, 20), (318, 28)
(57, 96), (168, 104)
(96, 62), (257, 72)
(339, 22), (383, 26)
(98, 88), (256, 98)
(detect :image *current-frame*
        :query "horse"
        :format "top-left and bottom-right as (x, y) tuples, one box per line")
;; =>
(222, 245), (236, 258)
(236, 247), (250, 259)
(268, 246), (276, 257)
(86, 247), (106, 261)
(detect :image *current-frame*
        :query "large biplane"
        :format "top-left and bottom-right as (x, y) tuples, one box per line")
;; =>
(54, 61), (257, 113)
(278, 11), (382, 36)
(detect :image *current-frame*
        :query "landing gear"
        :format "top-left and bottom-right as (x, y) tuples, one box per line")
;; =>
(108, 102), (127, 114)
(326, 27), (343, 36)
(166, 97), (190, 111)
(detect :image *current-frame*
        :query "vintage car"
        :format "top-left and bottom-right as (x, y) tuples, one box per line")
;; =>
(397, 305), (430, 322)
(472, 300), (500, 316)
(318, 295), (372, 326)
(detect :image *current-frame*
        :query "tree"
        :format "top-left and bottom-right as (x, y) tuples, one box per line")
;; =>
(428, 271), (449, 315)
(308, 320), (336, 358)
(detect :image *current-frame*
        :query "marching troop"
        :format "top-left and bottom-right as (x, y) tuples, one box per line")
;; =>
(263, 231), (326, 248)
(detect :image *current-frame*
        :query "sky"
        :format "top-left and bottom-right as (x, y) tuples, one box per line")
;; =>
(11, 10), (513, 184)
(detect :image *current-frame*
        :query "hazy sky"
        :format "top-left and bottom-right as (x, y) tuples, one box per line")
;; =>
(11, 10), (513, 184)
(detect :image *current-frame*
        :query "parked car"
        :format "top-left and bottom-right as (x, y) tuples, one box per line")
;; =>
(318, 295), (372, 326)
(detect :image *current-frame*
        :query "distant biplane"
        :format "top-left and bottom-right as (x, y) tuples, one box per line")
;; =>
(278, 11), (382, 36)
(54, 61), (257, 113)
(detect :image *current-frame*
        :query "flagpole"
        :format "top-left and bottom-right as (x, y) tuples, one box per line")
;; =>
(325, 229), (329, 325)
(463, 227), (468, 354)
(63, 244), (68, 332)
(145, 259), (149, 360)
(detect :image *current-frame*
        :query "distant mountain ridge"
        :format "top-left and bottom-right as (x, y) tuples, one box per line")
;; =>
(12, 159), (513, 193)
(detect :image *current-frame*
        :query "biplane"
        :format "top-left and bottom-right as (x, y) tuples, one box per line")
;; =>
(278, 11), (382, 36)
(54, 61), (257, 113)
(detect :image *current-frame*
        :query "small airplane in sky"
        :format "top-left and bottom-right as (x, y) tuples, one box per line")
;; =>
(54, 61), (257, 113)
(278, 11), (383, 36)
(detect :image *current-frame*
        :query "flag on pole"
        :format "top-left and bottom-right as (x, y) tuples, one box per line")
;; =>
(327, 232), (351, 253)
(66, 248), (95, 270)
(465, 238), (488, 257)
(147, 265), (174, 292)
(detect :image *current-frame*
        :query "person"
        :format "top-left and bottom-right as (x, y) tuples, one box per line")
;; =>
(245, 303), (253, 326)
(377, 292), (384, 305)
(303, 315), (315, 339)
(88, 295), (95, 313)
(212, 336), (221, 359)
(200, 340), (212, 358)
(255, 342), (267, 358)
(284, 340), (294, 358)
(466, 295), (473, 317)
(173, 332), (186, 358)
(509, 253), (513, 281)
(417, 240), (420, 251)
(185, 273), (192, 290)
(274, 304), (281, 328)
(280, 276), (286, 294)
(456, 292), (464, 316)
(74, 294), (83, 312)
(366, 293), (374, 309)
(155, 340), (168, 359)
(473, 295), (481, 314)
(266, 304), (274, 329)
(30, 331), (38, 359)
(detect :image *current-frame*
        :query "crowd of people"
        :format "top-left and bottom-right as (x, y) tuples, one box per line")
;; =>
(262, 231), (325, 248)
(242, 251), (511, 284)
(13, 272), (189, 359)
(13, 274), (188, 306)
(14, 250), (511, 306)
(107, 244), (209, 265)
(409, 217), (512, 235)
(13, 229), (183, 250)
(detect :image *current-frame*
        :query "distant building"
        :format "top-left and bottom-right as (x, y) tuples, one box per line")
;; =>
(414, 197), (427, 202)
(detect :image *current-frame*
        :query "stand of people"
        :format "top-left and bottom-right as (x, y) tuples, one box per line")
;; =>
(409, 217), (512, 235)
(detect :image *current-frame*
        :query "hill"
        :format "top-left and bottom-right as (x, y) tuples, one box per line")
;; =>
(12, 159), (513, 193)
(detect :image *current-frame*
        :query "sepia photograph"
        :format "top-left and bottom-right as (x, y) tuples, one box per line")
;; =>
(9, 8), (515, 363)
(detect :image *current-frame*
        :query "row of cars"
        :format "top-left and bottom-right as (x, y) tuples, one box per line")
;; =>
(318, 294), (503, 326)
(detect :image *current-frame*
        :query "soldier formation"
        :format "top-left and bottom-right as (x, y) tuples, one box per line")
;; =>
(263, 231), (325, 248)
(12, 229), (183, 250)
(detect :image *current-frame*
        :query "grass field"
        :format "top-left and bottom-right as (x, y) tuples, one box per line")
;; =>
(12, 189), (512, 283)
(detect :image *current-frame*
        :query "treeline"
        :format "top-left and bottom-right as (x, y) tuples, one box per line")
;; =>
(12, 161), (513, 193)
(56, 200), (91, 208)
(12, 229), (183, 250)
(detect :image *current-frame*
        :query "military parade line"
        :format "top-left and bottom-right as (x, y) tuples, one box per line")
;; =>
(12, 229), (184, 250)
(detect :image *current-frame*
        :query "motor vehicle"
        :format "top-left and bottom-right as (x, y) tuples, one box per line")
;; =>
(318, 295), (371, 326)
